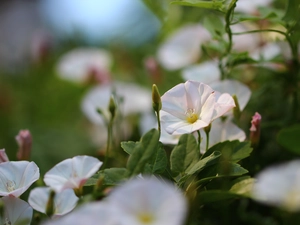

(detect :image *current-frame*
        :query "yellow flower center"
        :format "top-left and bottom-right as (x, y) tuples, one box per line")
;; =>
(138, 213), (154, 224)
(6, 181), (15, 192)
(186, 109), (198, 123)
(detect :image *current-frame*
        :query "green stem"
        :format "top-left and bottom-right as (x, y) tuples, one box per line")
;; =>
(205, 131), (210, 152)
(103, 119), (113, 169)
(156, 110), (161, 136)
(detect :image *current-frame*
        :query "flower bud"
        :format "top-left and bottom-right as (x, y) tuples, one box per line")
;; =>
(45, 190), (56, 217)
(152, 84), (162, 112)
(108, 95), (117, 121)
(0, 149), (9, 163)
(250, 112), (262, 147)
(15, 130), (32, 161)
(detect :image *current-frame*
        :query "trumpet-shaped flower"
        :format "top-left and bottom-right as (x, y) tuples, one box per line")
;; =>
(252, 160), (300, 212)
(44, 155), (102, 192)
(56, 48), (112, 84)
(1, 196), (33, 225)
(42, 201), (117, 225)
(28, 187), (78, 217)
(106, 176), (187, 225)
(0, 161), (39, 197)
(157, 24), (211, 70)
(161, 81), (235, 135)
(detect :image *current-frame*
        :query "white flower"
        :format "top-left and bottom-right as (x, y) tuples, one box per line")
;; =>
(0, 161), (39, 197)
(161, 81), (235, 135)
(157, 24), (211, 70)
(44, 155), (102, 192)
(81, 81), (152, 125)
(199, 118), (246, 153)
(56, 48), (112, 84)
(106, 176), (187, 225)
(252, 160), (300, 212)
(235, 0), (273, 14)
(28, 187), (78, 217)
(1, 196), (33, 225)
(42, 201), (117, 225)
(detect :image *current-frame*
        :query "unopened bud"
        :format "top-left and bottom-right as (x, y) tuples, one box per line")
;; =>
(108, 95), (117, 120)
(144, 57), (161, 84)
(152, 84), (162, 112)
(232, 95), (241, 123)
(15, 130), (32, 161)
(0, 149), (9, 163)
(250, 112), (262, 147)
(45, 190), (56, 217)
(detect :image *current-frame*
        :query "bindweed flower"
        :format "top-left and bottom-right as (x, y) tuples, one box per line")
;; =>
(56, 48), (112, 84)
(42, 201), (117, 225)
(44, 155), (102, 193)
(1, 196), (33, 225)
(252, 160), (300, 212)
(15, 129), (32, 161)
(28, 187), (78, 217)
(160, 80), (235, 135)
(0, 161), (39, 197)
(106, 176), (187, 225)
(0, 149), (9, 163)
(157, 24), (211, 70)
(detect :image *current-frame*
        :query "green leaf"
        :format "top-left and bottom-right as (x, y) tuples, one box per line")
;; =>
(121, 141), (137, 155)
(203, 141), (253, 163)
(197, 190), (240, 203)
(142, 0), (168, 22)
(277, 124), (300, 154)
(144, 142), (168, 174)
(171, 0), (225, 12)
(203, 14), (225, 38)
(186, 151), (221, 175)
(170, 133), (200, 175)
(126, 129), (161, 176)
(229, 176), (255, 197)
(85, 168), (128, 186)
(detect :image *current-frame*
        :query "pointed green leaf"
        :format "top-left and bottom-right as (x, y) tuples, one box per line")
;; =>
(144, 142), (168, 174)
(186, 151), (221, 175)
(85, 168), (128, 186)
(171, 0), (225, 12)
(277, 124), (300, 154)
(203, 140), (252, 163)
(229, 176), (255, 197)
(121, 141), (137, 155)
(142, 0), (168, 22)
(170, 133), (200, 175)
(126, 129), (161, 176)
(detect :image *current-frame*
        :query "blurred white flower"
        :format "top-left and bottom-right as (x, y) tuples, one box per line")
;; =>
(235, 0), (273, 15)
(161, 81), (235, 135)
(157, 24), (211, 70)
(199, 118), (246, 153)
(44, 155), (102, 192)
(106, 176), (187, 225)
(252, 160), (300, 212)
(28, 187), (78, 217)
(1, 196), (33, 225)
(0, 161), (39, 197)
(42, 201), (117, 225)
(56, 48), (112, 84)
(0, 149), (9, 163)
(81, 82), (152, 125)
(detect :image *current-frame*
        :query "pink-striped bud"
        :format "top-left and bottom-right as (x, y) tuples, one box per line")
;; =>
(0, 149), (9, 163)
(250, 112), (262, 147)
(15, 130), (32, 161)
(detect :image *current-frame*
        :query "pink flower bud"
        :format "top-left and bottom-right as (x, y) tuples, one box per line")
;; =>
(144, 57), (161, 84)
(0, 149), (9, 162)
(250, 112), (262, 146)
(15, 130), (32, 161)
